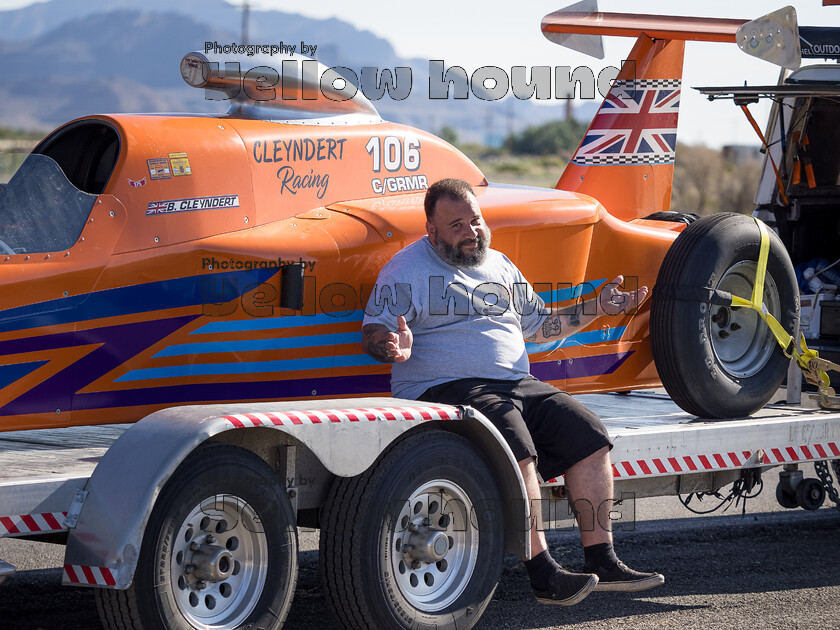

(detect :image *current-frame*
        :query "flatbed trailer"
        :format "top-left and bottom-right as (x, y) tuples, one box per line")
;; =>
(1, 391), (838, 629)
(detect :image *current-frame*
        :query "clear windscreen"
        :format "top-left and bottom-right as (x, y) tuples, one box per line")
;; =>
(0, 153), (98, 255)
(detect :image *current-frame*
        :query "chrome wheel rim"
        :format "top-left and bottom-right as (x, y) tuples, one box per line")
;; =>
(389, 479), (479, 612)
(710, 260), (781, 378)
(170, 495), (268, 628)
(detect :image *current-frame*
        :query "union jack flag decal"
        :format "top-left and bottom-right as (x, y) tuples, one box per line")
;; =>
(146, 201), (171, 215)
(572, 79), (680, 166)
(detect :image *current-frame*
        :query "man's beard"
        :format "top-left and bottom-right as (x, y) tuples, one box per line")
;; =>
(433, 230), (491, 268)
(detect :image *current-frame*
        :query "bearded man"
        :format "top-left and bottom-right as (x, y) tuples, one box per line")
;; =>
(361, 178), (663, 606)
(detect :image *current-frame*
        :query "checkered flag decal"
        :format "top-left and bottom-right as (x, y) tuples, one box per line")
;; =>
(571, 78), (681, 166)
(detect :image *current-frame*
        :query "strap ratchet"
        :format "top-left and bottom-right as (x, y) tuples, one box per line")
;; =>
(733, 218), (840, 409)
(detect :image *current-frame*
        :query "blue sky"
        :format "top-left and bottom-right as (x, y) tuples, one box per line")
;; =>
(0, 0), (836, 146)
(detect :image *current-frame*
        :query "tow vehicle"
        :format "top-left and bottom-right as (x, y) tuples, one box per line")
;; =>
(1, 4), (839, 630)
(697, 9), (840, 389)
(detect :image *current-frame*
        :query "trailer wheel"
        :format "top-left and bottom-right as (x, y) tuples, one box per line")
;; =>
(651, 213), (799, 418)
(795, 478), (826, 510)
(96, 444), (297, 630)
(775, 482), (798, 509)
(319, 429), (504, 630)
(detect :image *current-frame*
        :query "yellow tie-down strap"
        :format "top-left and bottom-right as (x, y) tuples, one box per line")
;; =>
(730, 218), (840, 409)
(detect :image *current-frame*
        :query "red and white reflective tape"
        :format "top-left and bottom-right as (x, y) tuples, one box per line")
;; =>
(222, 405), (461, 428)
(547, 450), (755, 483)
(63, 564), (116, 587)
(0, 512), (68, 536)
(543, 442), (840, 485)
(761, 442), (840, 464)
(612, 450), (756, 479)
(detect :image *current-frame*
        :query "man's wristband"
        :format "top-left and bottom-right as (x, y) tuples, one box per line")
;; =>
(569, 302), (581, 327)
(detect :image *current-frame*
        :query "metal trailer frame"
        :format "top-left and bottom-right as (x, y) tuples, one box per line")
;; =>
(1, 398), (531, 588)
(538, 394), (840, 530)
(2, 392), (839, 590)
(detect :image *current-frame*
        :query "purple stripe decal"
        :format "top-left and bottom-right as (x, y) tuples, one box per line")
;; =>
(0, 331), (76, 356)
(69, 351), (629, 412)
(69, 373), (392, 411)
(529, 352), (632, 381)
(0, 312), (387, 415)
(0, 313), (630, 417)
(0, 316), (198, 416)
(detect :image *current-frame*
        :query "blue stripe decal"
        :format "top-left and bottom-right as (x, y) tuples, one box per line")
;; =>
(192, 279), (611, 334)
(116, 352), (379, 382)
(0, 360), (49, 390)
(0, 269), (278, 334)
(151, 325), (624, 376)
(536, 278), (607, 304)
(193, 310), (363, 334)
(526, 326), (627, 353)
(154, 331), (361, 357)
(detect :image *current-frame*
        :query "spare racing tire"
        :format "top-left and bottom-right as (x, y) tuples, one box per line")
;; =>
(651, 212), (799, 418)
(642, 211), (700, 225)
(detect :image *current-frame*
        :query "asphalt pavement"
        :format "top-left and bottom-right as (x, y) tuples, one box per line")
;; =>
(2, 486), (838, 630)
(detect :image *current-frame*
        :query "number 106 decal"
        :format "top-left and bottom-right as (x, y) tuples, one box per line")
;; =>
(365, 135), (421, 172)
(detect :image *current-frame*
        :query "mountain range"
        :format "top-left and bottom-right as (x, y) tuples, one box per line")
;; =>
(0, 0), (585, 141)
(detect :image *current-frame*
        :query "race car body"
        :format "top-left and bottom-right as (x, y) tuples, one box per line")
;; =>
(0, 7), (800, 430)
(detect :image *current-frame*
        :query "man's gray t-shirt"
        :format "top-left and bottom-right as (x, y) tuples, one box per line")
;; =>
(363, 236), (546, 399)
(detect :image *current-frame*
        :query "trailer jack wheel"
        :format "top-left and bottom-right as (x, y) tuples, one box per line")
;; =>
(96, 444), (298, 630)
(320, 429), (504, 630)
(775, 482), (799, 509)
(795, 478), (826, 510)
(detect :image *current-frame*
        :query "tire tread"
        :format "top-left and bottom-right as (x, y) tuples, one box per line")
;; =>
(319, 430), (501, 630)
(96, 587), (144, 630)
(652, 213), (737, 416)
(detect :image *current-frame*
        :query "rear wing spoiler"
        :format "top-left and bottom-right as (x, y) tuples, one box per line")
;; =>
(542, 2), (839, 220)
(541, 9), (743, 46)
(543, 3), (840, 70)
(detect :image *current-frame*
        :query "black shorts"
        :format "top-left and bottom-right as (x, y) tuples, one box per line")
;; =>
(419, 376), (612, 481)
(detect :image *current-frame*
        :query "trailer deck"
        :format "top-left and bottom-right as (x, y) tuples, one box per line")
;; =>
(0, 392), (838, 539)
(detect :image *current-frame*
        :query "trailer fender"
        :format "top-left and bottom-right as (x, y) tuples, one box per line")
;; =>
(63, 397), (528, 590)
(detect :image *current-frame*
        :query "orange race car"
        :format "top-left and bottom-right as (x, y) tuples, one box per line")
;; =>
(0, 6), (803, 434)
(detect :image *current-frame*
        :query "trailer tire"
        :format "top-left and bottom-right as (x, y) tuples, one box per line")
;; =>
(319, 429), (504, 630)
(795, 478), (825, 510)
(775, 482), (798, 509)
(96, 444), (297, 630)
(651, 213), (799, 418)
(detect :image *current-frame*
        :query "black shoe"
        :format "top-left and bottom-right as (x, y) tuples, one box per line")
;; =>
(592, 560), (664, 592)
(532, 567), (599, 605)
